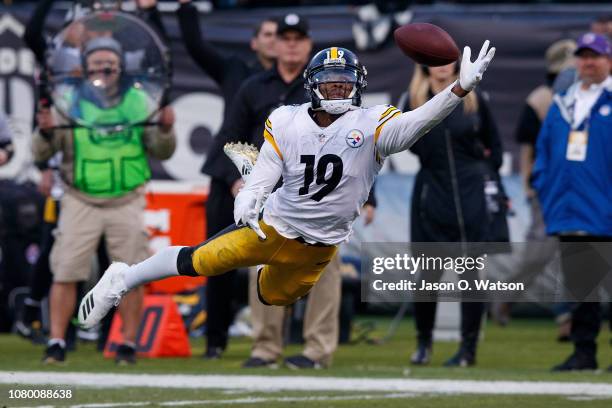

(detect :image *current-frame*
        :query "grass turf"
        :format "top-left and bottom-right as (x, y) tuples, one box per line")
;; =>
(1, 317), (611, 407)
(2, 317), (610, 381)
(1, 387), (612, 408)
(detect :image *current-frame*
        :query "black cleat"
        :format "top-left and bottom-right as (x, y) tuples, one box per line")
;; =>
(444, 350), (476, 367)
(284, 354), (322, 370)
(241, 356), (278, 369)
(410, 344), (432, 366)
(552, 352), (597, 372)
(42, 343), (66, 365)
(203, 347), (223, 360)
(115, 344), (137, 365)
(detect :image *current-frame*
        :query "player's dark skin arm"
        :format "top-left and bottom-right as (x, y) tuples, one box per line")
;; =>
(451, 83), (469, 98)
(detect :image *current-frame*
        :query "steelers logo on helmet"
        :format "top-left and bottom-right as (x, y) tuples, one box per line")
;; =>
(46, 9), (171, 131)
(304, 47), (367, 115)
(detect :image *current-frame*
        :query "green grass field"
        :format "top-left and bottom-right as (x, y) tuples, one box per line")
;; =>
(2, 387), (611, 408)
(1, 317), (611, 407)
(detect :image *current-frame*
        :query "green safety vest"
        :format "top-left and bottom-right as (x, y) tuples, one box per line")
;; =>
(72, 87), (152, 198)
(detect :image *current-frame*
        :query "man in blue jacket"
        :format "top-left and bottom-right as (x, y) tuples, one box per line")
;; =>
(532, 32), (611, 372)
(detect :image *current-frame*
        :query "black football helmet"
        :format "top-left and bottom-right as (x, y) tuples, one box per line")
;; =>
(304, 47), (367, 114)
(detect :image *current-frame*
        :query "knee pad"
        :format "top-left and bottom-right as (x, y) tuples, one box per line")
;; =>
(176, 246), (199, 277)
(256, 267), (272, 306)
(257, 268), (313, 306)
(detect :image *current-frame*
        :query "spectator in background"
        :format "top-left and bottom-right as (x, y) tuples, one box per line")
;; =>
(0, 112), (13, 167)
(177, 0), (277, 359)
(590, 14), (612, 39)
(493, 39), (577, 334)
(516, 40), (576, 203)
(399, 63), (506, 367)
(532, 33), (611, 372)
(553, 15), (612, 93)
(33, 37), (176, 365)
(0, 112), (45, 333)
(15, 155), (64, 345)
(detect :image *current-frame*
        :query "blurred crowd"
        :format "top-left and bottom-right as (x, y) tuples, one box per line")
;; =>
(0, 0), (610, 372)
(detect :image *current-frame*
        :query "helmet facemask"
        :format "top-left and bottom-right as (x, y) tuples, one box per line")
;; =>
(306, 62), (367, 115)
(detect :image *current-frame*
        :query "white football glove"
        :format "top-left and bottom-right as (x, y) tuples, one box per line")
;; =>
(233, 187), (267, 240)
(459, 40), (496, 92)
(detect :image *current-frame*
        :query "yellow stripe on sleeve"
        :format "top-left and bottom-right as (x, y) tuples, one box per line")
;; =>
(374, 110), (401, 142)
(264, 118), (273, 136)
(263, 129), (283, 160)
(378, 106), (396, 121)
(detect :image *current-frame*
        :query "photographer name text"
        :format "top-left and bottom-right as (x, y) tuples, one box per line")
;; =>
(372, 279), (525, 292)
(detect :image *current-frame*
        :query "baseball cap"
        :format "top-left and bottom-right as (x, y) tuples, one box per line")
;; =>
(83, 37), (123, 60)
(574, 32), (611, 56)
(545, 39), (576, 74)
(277, 13), (310, 37)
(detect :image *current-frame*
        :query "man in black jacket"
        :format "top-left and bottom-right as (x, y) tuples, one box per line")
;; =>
(177, 0), (277, 359)
(177, 0), (276, 122)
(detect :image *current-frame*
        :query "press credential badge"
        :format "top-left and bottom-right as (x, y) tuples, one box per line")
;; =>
(566, 130), (588, 162)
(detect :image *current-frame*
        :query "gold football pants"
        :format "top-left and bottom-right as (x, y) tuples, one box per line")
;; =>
(191, 220), (337, 306)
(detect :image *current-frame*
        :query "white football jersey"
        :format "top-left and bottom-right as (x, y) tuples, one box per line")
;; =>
(262, 102), (401, 245)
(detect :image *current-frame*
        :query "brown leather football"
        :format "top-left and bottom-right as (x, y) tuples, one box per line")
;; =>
(394, 23), (460, 66)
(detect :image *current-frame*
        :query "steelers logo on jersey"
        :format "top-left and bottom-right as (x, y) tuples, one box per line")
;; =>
(346, 129), (364, 148)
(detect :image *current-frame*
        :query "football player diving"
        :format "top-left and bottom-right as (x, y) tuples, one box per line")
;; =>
(78, 41), (495, 328)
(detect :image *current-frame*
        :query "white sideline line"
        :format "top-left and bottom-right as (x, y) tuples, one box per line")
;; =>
(1, 371), (612, 397)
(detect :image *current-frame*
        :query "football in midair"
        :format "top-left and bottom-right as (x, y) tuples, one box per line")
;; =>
(393, 23), (460, 66)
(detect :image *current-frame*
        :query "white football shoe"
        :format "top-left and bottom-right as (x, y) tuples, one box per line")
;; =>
(223, 142), (260, 179)
(78, 262), (129, 329)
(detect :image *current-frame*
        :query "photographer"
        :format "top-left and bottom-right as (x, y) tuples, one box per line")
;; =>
(33, 36), (176, 365)
(20, 0), (169, 345)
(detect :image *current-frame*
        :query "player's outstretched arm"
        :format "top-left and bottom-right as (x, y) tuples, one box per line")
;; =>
(376, 40), (495, 156)
(233, 142), (282, 240)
